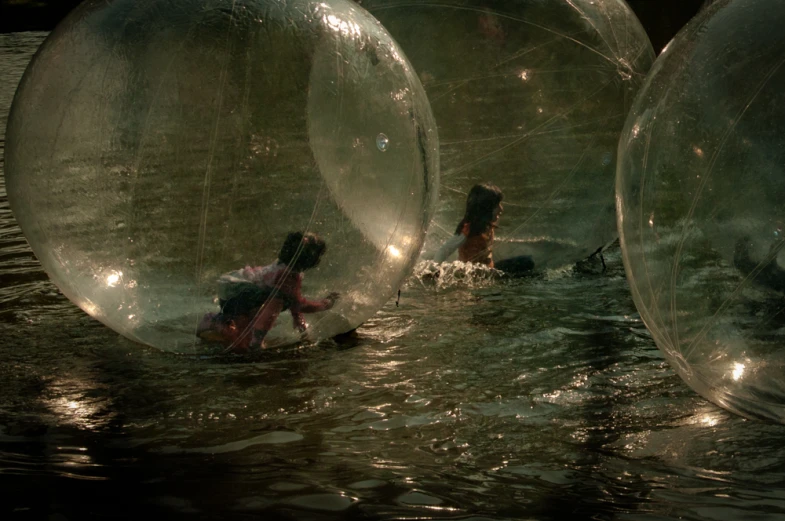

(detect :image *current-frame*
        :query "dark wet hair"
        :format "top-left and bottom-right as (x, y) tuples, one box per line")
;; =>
(455, 183), (504, 237)
(278, 232), (327, 271)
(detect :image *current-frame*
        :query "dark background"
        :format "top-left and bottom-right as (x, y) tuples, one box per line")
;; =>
(1, 0), (712, 53)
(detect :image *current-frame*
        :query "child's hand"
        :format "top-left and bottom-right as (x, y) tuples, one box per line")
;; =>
(324, 292), (340, 309)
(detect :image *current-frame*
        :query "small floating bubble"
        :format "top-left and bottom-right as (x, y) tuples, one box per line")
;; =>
(376, 133), (389, 152)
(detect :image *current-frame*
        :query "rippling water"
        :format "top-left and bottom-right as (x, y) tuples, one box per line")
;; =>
(3, 32), (785, 521)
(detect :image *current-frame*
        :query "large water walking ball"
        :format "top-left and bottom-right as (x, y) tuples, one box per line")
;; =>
(358, 0), (654, 270)
(617, 0), (785, 422)
(5, 0), (438, 351)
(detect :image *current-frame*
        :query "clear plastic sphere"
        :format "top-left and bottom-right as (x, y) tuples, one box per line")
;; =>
(617, 0), (785, 422)
(358, 0), (654, 270)
(5, 0), (438, 351)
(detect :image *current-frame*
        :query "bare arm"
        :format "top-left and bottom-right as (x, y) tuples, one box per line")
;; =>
(297, 292), (339, 313)
(433, 234), (466, 263)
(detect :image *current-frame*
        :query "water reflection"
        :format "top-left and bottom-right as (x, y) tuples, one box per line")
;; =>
(4, 31), (785, 521)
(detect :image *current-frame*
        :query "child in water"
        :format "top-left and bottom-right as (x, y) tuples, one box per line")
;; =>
(433, 183), (534, 274)
(197, 232), (339, 351)
(434, 182), (503, 266)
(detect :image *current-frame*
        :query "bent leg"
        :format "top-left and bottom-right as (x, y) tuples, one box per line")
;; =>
(253, 298), (284, 331)
(241, 299), (284, 349)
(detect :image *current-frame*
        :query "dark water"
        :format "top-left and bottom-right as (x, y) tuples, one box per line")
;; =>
(3, 32), (785, 521)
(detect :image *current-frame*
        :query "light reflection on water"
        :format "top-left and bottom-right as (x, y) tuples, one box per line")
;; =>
(2, 32), (785, 521)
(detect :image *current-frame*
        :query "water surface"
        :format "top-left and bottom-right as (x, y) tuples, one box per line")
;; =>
(2, 32), (785, 521)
